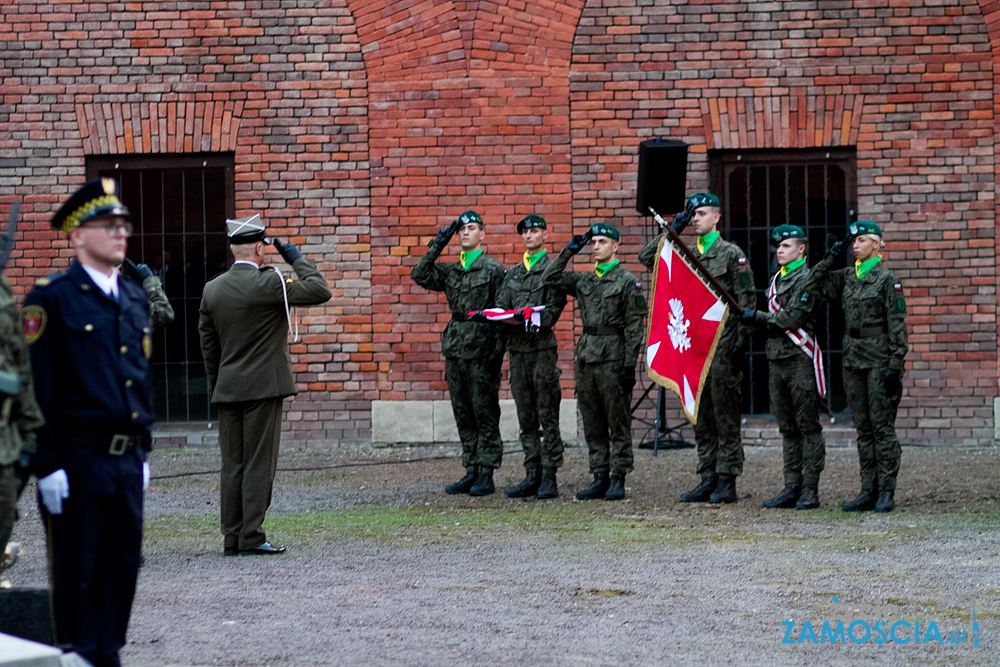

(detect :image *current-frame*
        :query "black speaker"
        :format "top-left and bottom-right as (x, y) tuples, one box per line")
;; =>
(636, 139), (688, 216)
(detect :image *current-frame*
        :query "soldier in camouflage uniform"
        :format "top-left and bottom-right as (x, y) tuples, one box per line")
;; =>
(495, 214), (567, 499)
(806, 220), (908, 513)
(120, 258), (174, 330)
(0, 273), (45, 573)
(739, 225), (826, 510)
(639, 193), (755, 504)
(411, 210), (507, 497)
(542, 222), (646, 501)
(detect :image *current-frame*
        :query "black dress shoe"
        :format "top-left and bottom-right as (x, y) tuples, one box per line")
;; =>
(240, 541), (287, 555)
(223, 547), (239, 556)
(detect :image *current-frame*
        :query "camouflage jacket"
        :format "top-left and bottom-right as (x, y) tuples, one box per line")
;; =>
(808, 255), (908, 370)
(411, 240), (506, 359)
(541, 246), (646, 366)
(1, 274), (44, 465)
(755, 264), (824, 361)
(495, 252), (567, 353)
(639, 233), (756, 359)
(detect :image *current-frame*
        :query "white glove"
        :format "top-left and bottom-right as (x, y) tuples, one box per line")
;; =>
(143, 462), (150, 491)
(38, 469), (70, 515)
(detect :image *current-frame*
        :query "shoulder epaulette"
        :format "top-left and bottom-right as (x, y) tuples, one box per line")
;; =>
(34, 271), (67, 287)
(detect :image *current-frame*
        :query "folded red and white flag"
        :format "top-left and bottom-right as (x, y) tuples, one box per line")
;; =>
(466, 306), (546, 328)
(767, 273), (827, 397)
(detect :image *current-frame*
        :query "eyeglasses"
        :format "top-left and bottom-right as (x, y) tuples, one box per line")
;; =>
(83, 220), (133, 237)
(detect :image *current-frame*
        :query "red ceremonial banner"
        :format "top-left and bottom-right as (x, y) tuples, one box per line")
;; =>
(645, 237), (729, 424)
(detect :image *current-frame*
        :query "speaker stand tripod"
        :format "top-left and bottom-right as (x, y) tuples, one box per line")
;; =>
(631, 379), (693, 455)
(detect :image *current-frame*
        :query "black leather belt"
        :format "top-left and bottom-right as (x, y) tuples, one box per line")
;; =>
(582, 325), (624, 336)
(71, 431), (142, 456)
(847, 325), (887, 338)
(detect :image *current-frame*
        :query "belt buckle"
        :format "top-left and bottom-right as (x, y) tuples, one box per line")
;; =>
(109, 434), (130, 456)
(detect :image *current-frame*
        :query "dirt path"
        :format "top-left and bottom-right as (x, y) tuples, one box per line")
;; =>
(8, 443), (998, 666)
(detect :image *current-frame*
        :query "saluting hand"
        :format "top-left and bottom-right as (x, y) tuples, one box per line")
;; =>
(273, 239), (302, 265)
(566, 230), (592, 255)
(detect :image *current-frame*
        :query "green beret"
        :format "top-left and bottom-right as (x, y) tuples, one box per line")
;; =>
(516, 214), (546, 233)
(589, 222), (620, 241)
(848, 220), (882, 237)
(687, 192), (720, 210)
(770, 224), (806, 246)
(459, 210), (483, 226)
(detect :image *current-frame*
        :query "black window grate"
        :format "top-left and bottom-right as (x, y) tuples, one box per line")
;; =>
(714, 149), (858, 415)
(88, 154), (234, 422)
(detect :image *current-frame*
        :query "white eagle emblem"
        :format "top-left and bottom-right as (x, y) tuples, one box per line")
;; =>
(667, 298), (691, 352)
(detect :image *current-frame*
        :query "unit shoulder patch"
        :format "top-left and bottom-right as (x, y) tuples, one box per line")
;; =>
(22, 305), (46, 345)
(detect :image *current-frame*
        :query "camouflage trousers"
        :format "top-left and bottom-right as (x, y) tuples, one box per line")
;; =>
(769, 355), (826, 487)
(693, 360), (745, 477)
(843, 366), (902, 492)
(0, 464), (14, 551)
(445, 356), (503, 471)
(509, 348), (564, 470)
(575, 360), (633, 477)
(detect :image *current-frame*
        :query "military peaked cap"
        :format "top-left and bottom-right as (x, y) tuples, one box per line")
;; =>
(226, 214), (271, 245)
(52, 178), (130, 234)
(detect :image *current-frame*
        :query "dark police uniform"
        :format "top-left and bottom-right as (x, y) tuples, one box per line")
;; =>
(25, 262), (153, 665)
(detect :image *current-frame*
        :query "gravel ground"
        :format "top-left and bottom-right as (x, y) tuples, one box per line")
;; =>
(7, 442), (999, 666)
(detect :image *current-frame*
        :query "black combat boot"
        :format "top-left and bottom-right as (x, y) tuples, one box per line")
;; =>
(505, 467), (541, 498)
(874, 490), (895, 513)
(536, 467), (559, 500)
(445, 469), (477, 495)
(469, 469), (495, 496)
(762, 484), (801, 509)
(842, 488), (878, 512)
(604, 474), (626, 501)
(679, 476), (717, 503)
(576, 472), (610, 500)
(795, 486), (820, 510)
(708, 474), (737, 504)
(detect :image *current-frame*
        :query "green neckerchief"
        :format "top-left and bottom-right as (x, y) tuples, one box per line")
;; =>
(855, 256), (882, 280)
(594, 258), (620, 278)
(523, 248), (547, 271)
(780, 257), (806, 278)
(697, 231), (720, 254)
(460, 249), (484, 270)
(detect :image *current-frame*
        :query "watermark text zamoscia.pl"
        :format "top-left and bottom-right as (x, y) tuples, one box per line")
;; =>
(782, 605), (981, 646)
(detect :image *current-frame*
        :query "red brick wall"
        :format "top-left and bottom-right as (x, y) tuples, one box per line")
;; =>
(2, 1), (998, 445)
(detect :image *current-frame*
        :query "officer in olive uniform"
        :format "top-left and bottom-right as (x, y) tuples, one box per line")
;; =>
(24, 178), (154, 666)
(411, 210), (507, 496)
(542, 223), (646, 501)
(0, 272), (45, 574)
(739, 225), (827, 510)
(639, 193), (755, 504)
(199, 214), (332, 555)
(495, 214), (567, 499)
(806, 220), (908, 512)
